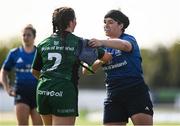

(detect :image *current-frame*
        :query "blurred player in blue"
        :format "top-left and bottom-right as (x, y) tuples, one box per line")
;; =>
(85, 9), (154, 126)
(0, 24), (43, 125)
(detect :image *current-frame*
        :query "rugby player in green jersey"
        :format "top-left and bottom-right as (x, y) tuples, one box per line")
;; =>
(31, 7), (112, 125)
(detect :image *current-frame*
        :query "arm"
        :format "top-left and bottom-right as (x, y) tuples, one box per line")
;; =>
(0, 69), (16, 96)
(82, 60), (104, 75)
(31, 69), (40, 79)
(82, 52), (112, 75)
(89, 38), (132, 52)
(31, 47), (42, 79)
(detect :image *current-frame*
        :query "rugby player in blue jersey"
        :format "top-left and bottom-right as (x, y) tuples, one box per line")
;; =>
(0, 24), (42, 125)
(86, 9), (154, 126)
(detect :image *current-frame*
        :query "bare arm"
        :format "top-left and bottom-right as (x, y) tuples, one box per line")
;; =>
(31, 69), (40, 79)
(89, 38), (132, 52)
(82, 60), (104, 75)
(0, 69), (15, 96)
(82, 51), (112, 75)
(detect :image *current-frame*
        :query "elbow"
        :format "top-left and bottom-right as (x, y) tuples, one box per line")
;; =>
(125, 45), (132, 52)
(31, 69), (40, 79)
(31, 69), (36, 77)
(122, 42), (132, 52)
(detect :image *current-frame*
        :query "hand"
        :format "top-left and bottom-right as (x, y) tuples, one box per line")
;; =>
(82, 62), (94, 75)
(100, 52), (112, 64)
(88, 38), (103, 47)
(6, 87), (16, 97)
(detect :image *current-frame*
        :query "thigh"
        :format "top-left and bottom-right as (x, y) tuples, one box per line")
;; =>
(15, 103), (30, 125)
(131, 113), (153, 125)
(103, 99), (128, 124)
(30, 108), (43, 125)
(52, 115), (76, 125)
(41, 115), (52, 125)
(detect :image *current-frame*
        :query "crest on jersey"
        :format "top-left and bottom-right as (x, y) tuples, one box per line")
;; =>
(54, 41), (59, 46)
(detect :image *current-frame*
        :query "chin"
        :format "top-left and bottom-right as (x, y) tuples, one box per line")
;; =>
(105, 32), (111, 37)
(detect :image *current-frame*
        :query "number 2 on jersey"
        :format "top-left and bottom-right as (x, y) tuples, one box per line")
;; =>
(47, 53), (62, 71)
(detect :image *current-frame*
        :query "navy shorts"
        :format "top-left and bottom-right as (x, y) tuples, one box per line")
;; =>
(103, 83), (153, 124)
(14, 84), (37, 109)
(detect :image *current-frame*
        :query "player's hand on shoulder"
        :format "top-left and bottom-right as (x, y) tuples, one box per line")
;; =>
(88, 38), (103, 47)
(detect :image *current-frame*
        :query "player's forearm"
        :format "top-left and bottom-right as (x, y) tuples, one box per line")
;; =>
(0, 69), (10, 91)
(92, 60), (104, 72)
(99, 52), (112, 63)
(82, 60), (103, 75)
(101, 39), (132, 52)
(89, 38), (132, 52)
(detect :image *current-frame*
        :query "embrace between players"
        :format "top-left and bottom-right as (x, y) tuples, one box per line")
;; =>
(1, 6), (153, 126)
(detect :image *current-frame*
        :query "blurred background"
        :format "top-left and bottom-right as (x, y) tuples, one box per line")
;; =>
(0, 0), (180, 125)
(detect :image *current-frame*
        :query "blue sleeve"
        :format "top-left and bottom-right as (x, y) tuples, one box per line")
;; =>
(123, 35), (137, 52)
(2, 51), (15, 71)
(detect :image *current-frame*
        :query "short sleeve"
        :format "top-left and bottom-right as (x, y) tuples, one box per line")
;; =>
(123, 35), (137, 52)
(32, 47), (43, 71)
(2, 51), (15, 71)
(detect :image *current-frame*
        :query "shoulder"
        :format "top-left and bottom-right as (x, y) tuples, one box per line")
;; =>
(37, 36), (53, 47)
(121, 33), (140, 52)
(9, 47), (21, 55)
(121, 33), (137, 45)
(121, 33), (136, 42)
(68, 33), (81, 41)
(66, 33), (82, 47)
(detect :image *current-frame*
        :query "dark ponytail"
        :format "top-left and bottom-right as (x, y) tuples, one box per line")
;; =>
(52, 7), (76, 58)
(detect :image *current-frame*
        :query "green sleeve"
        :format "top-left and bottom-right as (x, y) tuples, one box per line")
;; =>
(97, 47), (105, 59)
(32, 47), (43, 71)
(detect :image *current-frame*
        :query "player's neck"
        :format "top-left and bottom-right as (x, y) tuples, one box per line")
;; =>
(23, 45), (35, 53)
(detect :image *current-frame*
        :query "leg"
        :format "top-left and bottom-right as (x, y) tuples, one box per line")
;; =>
(41, 115), (52, 125)
(15, 103), (30, 125)
(131, 113), (153, 126)
(52, 115), (76, 125)
(30, 108), (43, 125)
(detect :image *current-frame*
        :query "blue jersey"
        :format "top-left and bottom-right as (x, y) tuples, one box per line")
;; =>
(2, 46), (37, 86)
(102, 33), (144, 90)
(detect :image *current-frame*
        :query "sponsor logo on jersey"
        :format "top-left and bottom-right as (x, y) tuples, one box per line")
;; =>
(37, 90), (63, 97)
(41, 46), (74, 51)
(15, 64), (32, 73)
(102, 60), (127, 70)
(57, 108), (75, 113)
